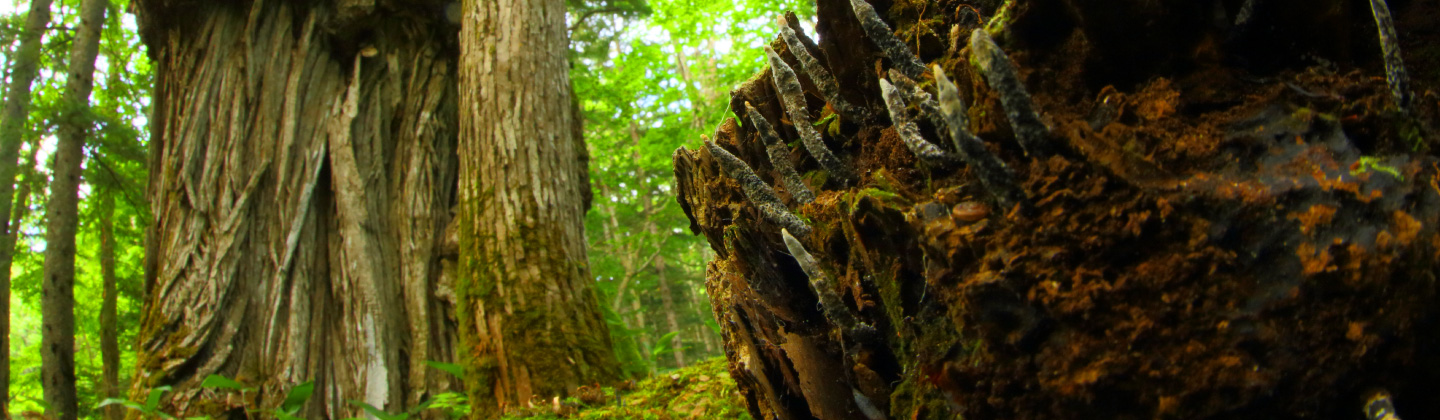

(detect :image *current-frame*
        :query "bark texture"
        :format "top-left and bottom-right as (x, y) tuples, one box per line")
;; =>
(675, 0), (1440, 419)
(42, 0), (107, 418)
(0, 2), (54, 416)
(457, 0), (620, 415)
(133, 0), (462, 416)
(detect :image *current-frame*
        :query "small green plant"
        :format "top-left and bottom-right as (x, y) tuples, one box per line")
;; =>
(1351, 156), (1405, 180)
(96, 386), (200, 420)
(199, 374), (314, 420)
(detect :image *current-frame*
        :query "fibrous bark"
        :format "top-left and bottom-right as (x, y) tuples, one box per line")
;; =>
(133, 1), (462, 417)
(457, 0), (620, 415)
(676, 0), (1440, 419)
(42, 0), (107, 418)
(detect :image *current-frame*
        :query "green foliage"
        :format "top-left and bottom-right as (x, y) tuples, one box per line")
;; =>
(426, 360), (466, 379)
(1351, 156), (1405, 180)
(8, 0), (151, 416)
(96, 386), (177, 419)
(574, 0), (814, 377)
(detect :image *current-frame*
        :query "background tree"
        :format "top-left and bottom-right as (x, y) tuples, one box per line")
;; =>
(41, 0), (107, 416)
(0, 1), (53, 415)
(457, 0), (621, 415)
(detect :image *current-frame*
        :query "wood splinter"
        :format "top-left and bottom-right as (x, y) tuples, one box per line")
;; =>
(766, 46), (859, 185)
(1365, 391), (1402, 420)
(781, 228), (857, 331)
(887, 68), (952, 150)
(849, 0), (927, 80)
(706, 136), (812, 238)
(934, 64), (1027, 209)
(969, 28), (1053, 157)
(879, 78), (961, 166)
(1367, 0), (1413, 113)
(776, 14), (867, 123)
(745, 102), (816, 204)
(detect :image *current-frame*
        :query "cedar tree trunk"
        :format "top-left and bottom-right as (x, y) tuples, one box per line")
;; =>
(456, 0), (620, 415)
(131, 0), (462, 417)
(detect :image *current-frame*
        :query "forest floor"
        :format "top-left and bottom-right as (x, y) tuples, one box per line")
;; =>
(501, 357), (752, 420)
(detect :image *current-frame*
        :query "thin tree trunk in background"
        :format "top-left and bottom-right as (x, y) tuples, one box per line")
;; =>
(457, 0), (620, 414)
(642, 184), (683, 368)
(652, 255), (684, 368)
(99, 192), (121, 420)
(41, 0), (106, 417)
(630, 293), (653, 375)
(0, 2), (54, 416)
(132, 1), (461, 416)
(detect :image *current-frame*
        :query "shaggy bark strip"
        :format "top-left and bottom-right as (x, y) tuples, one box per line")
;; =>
(133, 1), (461, 416)
(457, 0), (620, 415)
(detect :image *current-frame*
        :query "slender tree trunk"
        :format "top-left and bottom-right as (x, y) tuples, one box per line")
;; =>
(99, 192), (121, 420)
(41, 0), (106, 418)
(457, 0), (619, 414)
(0, 2), (54, 417)
(640, 189), (683, 368)
(132, 1), (461, 416)
(630, 293), (653, 375)
(652, 255), (684, 368)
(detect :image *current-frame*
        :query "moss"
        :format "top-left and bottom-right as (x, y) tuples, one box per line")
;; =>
(502, 357), (750, 420)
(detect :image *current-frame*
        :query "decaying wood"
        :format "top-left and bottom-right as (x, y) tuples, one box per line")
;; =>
(676, 0), (1440, 419)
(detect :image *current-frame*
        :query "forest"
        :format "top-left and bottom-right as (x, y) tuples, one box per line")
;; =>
(0, 0), (1437, 419)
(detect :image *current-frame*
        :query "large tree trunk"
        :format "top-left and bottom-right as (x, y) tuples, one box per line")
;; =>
(456, 0), (620, 414)
(132, 1), (461, 417)
(0, 1), (53, 417)
(42, 0), (107, 418)
(675, 0), (1440, 419)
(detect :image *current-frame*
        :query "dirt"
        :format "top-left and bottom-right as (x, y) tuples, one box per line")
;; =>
(674, 0), (1440, 419)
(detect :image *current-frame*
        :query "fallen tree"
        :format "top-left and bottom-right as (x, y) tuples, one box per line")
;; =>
(675, 0), (1440, 418)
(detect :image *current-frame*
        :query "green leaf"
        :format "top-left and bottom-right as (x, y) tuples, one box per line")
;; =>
(275, 411), (307, 420)
(200, 374), (251, 391)
(347, 400), (410, 420)
(145, 386), (173, 412)
(97, 398), (143, 412)
(426, 361), (465, 379)
(282, 381), (316, 414)
(651, 331), (682, 357)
